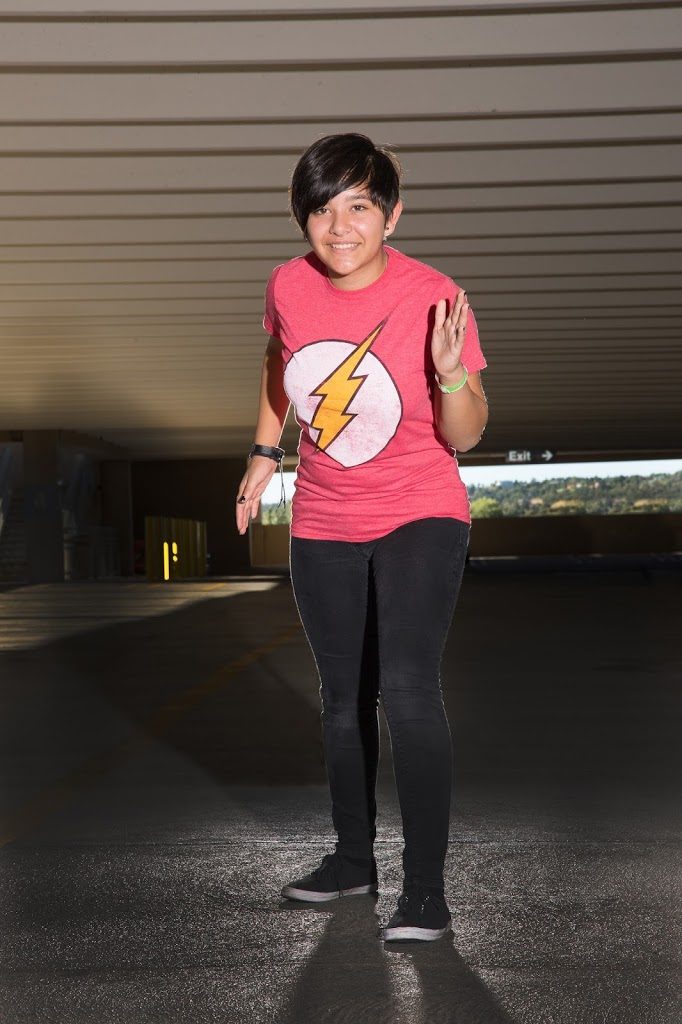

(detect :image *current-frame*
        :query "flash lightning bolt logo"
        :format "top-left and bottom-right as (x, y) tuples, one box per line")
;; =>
(310, 320), (387, 450)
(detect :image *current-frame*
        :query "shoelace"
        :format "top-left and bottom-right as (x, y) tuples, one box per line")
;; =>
(399, 889), (425, 916)
(398, 885), (443, 918)
(311, 853), (339, 883)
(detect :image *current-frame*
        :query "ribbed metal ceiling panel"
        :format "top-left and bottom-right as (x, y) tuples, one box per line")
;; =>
(0, 0), (680, 459)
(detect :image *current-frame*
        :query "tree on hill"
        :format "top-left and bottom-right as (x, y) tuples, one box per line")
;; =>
(471, 497), (503, 518)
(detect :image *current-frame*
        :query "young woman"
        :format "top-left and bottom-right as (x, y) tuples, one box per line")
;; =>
(236, 133), (489, 942)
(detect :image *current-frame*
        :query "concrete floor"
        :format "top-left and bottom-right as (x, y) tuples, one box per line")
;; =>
(0, 559), (680, 1023)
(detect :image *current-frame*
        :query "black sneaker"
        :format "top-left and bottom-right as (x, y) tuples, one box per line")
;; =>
(380, 884), (452, 941)
(281, 852), (378, 903)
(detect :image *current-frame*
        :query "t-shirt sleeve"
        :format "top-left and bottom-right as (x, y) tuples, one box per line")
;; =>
(262, 265), (281, 338)
(436, 279), (487, 374)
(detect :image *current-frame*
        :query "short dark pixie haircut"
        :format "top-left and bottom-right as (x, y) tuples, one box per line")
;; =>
(289, 133), (402, 237)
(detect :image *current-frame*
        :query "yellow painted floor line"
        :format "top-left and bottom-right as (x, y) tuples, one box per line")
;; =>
(0, 622), (301, 848)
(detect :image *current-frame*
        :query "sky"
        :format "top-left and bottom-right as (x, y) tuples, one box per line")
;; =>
(459, 458), (682, 487)
(260, 458), (681, 505)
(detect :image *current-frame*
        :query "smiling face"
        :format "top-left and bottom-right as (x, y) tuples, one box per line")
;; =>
(305, 185), (403, 291)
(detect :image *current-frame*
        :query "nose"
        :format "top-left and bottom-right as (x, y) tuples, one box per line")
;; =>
(329, 211), (350, 235)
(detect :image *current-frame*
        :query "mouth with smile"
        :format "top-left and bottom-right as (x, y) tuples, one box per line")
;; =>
(328, 242), (360, 250)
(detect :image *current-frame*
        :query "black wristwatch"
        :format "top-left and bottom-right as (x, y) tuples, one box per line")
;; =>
(248, 443), (285, 464)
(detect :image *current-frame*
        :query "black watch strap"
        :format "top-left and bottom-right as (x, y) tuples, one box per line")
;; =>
(248, 442), (285, 463)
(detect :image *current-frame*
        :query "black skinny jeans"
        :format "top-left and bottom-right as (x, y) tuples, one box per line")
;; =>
(289, 515), (470, 891)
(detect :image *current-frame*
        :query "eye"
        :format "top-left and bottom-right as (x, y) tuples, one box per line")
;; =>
(352, 204), (368, 211)
(312, 206), (328, 215)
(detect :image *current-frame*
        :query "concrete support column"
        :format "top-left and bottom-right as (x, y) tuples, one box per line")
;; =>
(100, 460), (134, 576)
(23, 430), (64, 584)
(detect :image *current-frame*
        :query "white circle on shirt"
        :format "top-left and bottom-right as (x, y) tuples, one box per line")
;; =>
(283, 339), (403, 468)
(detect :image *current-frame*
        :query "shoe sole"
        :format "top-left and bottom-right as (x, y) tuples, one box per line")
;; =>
(381, 921), (451, 941)
(281, 883), (378, 902)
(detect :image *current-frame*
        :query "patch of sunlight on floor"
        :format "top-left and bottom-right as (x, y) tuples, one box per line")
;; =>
(0, 578), (280, 651)
(387, 956), (427, 1024)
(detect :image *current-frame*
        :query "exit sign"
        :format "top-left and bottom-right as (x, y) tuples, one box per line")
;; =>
(506, 449), (555, 464)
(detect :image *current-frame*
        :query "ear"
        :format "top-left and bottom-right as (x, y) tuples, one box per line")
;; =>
(384, 198), (404, 238)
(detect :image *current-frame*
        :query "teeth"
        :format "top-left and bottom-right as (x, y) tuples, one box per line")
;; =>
(330, 244), (358, 250)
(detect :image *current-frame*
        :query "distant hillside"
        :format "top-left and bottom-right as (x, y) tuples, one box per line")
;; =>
(468, 470), (682, 518)
(261, 469), (682, 523)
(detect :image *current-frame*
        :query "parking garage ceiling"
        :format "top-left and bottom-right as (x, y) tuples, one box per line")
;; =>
(0, 0), (680, 462)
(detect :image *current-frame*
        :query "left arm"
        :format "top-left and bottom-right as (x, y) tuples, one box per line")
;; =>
(431, 287), (489, 452)
(433, 368), (489, 452)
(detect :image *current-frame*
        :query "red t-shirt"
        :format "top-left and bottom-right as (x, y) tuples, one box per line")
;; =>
(262, 244), (488, 542)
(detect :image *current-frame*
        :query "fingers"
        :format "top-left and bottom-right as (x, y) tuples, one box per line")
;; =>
(457, 294), (469, 334)
(448, 289), (468, 336)
(435, 290), (469, 337)
(236, 493), (255, 534)
(236, 487), (266, 534)
(235, 458), (279, 532)
(235, 478), (254, 533)
(434, 297), (447, 332)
